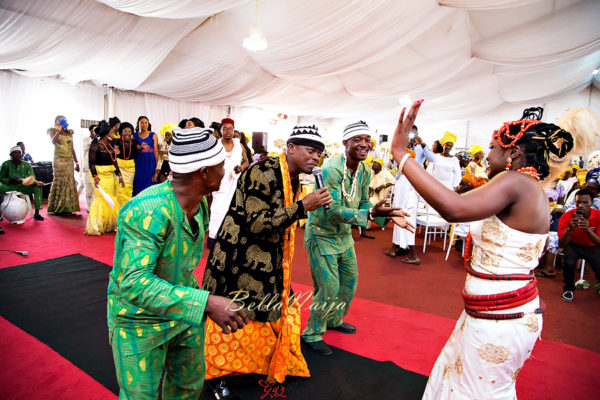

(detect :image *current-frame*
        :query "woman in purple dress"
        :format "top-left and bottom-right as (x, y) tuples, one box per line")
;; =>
(132, 115), (159, 196)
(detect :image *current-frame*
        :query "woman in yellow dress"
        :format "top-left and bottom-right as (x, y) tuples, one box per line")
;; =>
(115, 122), (138, 207)
(467, 144), (488, 179)
(85, 121), (123, 235)
(47, 115), (80, 214)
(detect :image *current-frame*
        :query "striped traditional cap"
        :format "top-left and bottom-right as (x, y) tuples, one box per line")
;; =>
(169, 128), (225, 173)
(343, 121), (370, 141)
(287, 125), (325, 152)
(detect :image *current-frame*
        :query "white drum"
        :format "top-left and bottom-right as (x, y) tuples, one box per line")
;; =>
(0, 191), (30, 224)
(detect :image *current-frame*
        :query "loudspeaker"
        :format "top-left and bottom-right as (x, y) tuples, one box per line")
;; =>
(32, 162), (53, 198)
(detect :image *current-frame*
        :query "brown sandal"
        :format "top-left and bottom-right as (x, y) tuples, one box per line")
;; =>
(401, 257), (420, 265)
(384, 249), (397, 258)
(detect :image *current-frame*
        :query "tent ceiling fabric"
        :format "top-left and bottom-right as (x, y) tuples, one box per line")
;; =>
(1, 0), (599, 124)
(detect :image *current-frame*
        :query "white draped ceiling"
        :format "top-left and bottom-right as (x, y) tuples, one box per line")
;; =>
(1, 0), (599, 129)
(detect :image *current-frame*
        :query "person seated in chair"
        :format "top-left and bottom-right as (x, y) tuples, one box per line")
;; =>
(0, 146), (45, 221)
(558, 188), (600, 302)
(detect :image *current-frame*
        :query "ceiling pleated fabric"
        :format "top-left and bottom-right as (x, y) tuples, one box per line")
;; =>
(0, 0), (598, 123)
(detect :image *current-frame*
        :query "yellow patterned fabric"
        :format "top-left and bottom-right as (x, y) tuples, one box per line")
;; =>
(116, 158), (135, 207)
(204, 152), (309, 383)
(423, 216), (547, 399)
(84, 165), (119, 235)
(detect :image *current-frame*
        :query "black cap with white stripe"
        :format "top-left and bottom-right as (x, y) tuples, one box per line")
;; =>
(169, 128), (225, 173)
(287, 125), (325, 152)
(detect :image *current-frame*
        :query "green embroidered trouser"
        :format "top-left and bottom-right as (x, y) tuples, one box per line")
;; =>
(302, 240), (358, 342)
(111, 326), (205, 399)
(0, 183), (42, 210)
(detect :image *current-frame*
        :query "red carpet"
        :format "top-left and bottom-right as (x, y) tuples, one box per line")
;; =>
(1, 202), (599, 399)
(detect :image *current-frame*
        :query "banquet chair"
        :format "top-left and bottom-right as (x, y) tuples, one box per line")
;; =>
(445, 223), (470, 261)
(416, 197), (449, 253)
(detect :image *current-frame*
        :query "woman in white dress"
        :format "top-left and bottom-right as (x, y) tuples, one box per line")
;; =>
(428, 131), (462, 191)
(391, 104), (576, 399)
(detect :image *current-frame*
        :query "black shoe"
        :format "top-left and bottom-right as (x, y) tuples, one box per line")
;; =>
(33, 213), (44, 221)
(0, 226), (4, 234)
(303, 339), (333, 356)
(207, 380), (241, 400)
(328, 322), (357, 334)
(360, 232), (375, 239)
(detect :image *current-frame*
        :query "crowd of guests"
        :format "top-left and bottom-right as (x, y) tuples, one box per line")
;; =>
(1, 107), (598, 400)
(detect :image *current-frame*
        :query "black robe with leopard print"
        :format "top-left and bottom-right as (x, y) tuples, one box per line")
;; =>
(202, 156), (306, 322)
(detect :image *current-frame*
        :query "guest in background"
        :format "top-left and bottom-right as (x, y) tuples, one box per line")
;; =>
(467, 144), (488, 179)
(207, 118), (249, 249)
(209, 121), (222, 139)
(558, 188), (600, 301)
(186, 117), (204, 128)
(157, 123), (176, 183)
(455, 150), (472, 175)
(427, 131), (462, 190)
(115, 122), (138, 207)
(78, 125), (96, 212)
(386, 150), (419, 264)
(47, 115), (80, 214)
(85, 121), (122, 236)
(0, 145), (45, 221)
(362, 158), (396, 238)
(16, 142), (33, 163)
(563, 168), (600, 210)
(132, 115), (159, 196)
(239, 131), (253, 163)
(108, 116), (120, 138)
(409, 125), (435, 168)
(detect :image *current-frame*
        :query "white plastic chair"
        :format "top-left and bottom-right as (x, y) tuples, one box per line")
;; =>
(554, 249), (587, 286)
(416, 197), (449, 253)
(445, 223), (470, 261)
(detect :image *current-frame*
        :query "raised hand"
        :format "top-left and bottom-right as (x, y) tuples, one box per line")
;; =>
(205, 294), (249, 334)
(391, 100), (424, 163)
(302, 187), (333, 212)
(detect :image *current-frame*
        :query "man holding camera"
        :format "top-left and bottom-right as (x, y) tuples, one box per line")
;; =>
(558, 188), (600, 302)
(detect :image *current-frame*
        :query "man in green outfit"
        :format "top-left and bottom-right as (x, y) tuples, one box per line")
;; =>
(108, 127), (248, 399)
(0, 145), (45, 222)
(302, 121), (414, 356)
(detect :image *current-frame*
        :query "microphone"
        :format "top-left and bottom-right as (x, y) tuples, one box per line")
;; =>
(0, 250), (28, 256)
(312, 167), (330, 210)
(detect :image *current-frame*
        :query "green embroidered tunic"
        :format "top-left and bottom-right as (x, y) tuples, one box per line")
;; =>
(108, 181), (210, 356)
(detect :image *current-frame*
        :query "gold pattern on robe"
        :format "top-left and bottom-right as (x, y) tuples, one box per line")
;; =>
(477, 343), (510, 364)
(524, 315), (539, 333)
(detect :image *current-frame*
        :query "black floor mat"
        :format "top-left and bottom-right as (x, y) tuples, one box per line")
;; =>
(0, 254), (427, 399)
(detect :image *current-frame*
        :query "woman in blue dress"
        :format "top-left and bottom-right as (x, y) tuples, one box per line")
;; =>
(132, 115), (159, 196)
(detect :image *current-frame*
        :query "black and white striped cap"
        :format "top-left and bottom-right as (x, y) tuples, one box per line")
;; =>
(169, 128), (225, 173)
(287, 125), (325, 151)
(343, 121), (370, 141)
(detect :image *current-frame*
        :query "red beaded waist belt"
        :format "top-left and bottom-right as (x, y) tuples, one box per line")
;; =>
(463, 234), (544, 320)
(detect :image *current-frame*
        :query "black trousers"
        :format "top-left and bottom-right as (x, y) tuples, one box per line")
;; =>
(562, 243), (600, 291)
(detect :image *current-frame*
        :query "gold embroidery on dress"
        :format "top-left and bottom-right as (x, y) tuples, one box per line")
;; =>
(516, 242), (537, 263)
(443, 362), (451, 381)
(477, 343), (510, 364)
(248, 167), (270, 191)
(237, 273), (265, 298)
(454, 355), (463, 375)
(210, 242), (227, 271)
(511, 367), (521, 384)
(524, 315), (539, 333)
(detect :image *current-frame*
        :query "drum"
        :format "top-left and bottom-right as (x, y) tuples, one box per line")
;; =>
(0, 191), (30, 224)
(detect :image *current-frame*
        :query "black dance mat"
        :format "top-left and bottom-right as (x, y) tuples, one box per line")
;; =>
(0, 254), (427, 399)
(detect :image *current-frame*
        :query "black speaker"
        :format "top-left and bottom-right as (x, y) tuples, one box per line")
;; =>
(31, 162), (53, 198)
